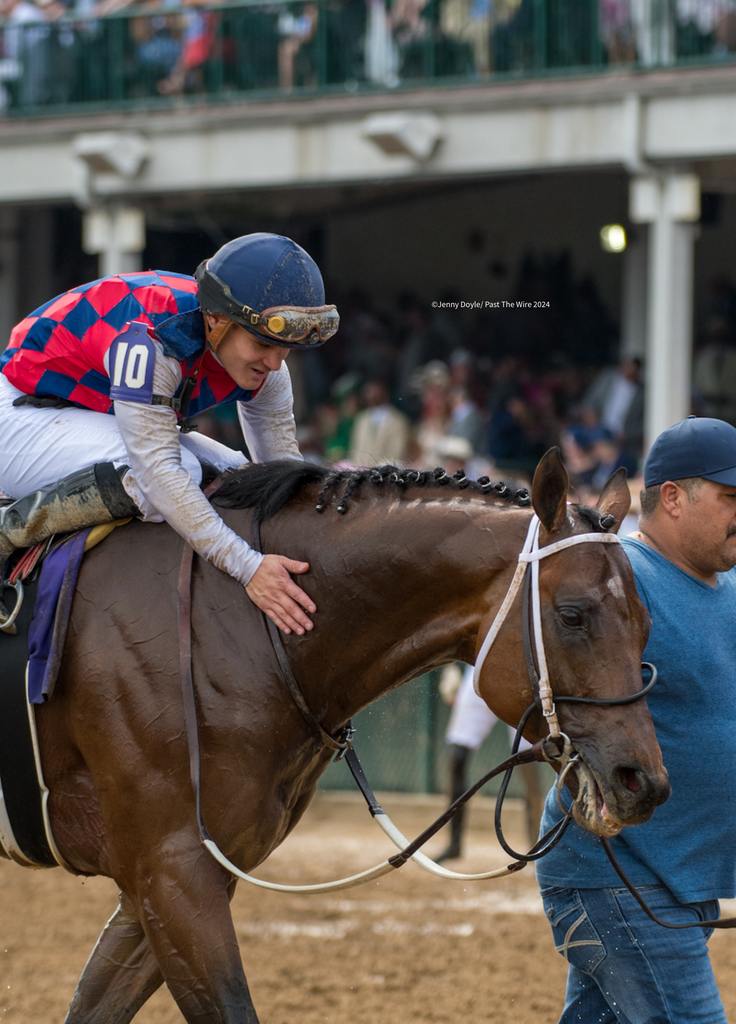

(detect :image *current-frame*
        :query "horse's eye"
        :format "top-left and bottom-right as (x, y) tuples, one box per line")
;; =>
(559, 607), (584, 628)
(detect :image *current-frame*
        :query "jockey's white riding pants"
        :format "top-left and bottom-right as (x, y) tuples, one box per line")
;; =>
(446, 664), (531, 752)
(0, 373), (245, 506)
(0, 342), (301, 586)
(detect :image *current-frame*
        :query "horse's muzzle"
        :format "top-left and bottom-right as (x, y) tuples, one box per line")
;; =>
(567, 756), (670, 836)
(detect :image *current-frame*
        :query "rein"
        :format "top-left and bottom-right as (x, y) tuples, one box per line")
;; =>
(177, 525), (548, 891)
(176, 496), (550, 891)
(175, 496), (732, 925)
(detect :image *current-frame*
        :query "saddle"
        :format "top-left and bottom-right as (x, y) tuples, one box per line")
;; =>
(0, 523), (128, 869)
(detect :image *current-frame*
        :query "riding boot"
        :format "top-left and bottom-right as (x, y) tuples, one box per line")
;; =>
(435, 744), (471, 862)
(0, 463), (139, 561)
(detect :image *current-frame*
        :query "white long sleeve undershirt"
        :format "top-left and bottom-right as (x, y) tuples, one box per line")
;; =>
(111, 343), (300, 586)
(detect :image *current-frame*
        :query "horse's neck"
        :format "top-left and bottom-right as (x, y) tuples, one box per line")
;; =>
(280, 495), (533, 730)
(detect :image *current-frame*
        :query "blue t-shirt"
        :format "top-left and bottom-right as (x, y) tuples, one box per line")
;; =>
(536, 536), (736, 903)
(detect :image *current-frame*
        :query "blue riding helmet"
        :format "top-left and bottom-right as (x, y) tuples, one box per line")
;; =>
(195, 233), (339, 349)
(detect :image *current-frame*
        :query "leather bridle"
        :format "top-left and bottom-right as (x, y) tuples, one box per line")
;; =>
(176, 498), (736, 925)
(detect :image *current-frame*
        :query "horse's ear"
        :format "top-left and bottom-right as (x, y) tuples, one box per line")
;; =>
(596, 467), (631, 534)
(531, 447), (569, 534)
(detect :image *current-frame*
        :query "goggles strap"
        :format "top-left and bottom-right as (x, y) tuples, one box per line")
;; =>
(205, 317), (233, 353)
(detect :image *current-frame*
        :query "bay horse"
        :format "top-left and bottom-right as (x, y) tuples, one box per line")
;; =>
(12, 448), (668, 1023)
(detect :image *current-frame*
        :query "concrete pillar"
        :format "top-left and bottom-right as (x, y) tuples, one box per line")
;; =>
(630, 172), (700, 447)
(82, 204), (145, 277)
(0, 207), (20, 349)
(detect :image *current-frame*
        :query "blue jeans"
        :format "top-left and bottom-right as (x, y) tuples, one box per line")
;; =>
(540, 885), (726, 1024)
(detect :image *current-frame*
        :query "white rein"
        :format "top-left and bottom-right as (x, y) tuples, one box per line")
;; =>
(204, 513), (621, 894)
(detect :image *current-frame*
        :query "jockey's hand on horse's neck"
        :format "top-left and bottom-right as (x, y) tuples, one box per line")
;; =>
(245, 554), (316, 635)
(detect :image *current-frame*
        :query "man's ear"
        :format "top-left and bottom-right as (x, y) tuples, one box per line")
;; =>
(532, 448), (569, 534)
(596, 468), (631, 533)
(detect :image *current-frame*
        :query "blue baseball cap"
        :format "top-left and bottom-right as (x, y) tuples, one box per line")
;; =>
(644, 416), (736, 487)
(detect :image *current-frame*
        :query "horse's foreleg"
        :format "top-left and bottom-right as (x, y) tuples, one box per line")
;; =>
(130, 843), (258, 1023)
(64, 893), (163, 1024)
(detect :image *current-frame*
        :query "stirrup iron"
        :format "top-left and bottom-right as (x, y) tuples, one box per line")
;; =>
(0, 579), (23, 634)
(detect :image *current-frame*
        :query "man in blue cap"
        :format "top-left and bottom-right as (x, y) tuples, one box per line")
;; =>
(0, 233), (338, 635)
(536, 415), (736, 1024)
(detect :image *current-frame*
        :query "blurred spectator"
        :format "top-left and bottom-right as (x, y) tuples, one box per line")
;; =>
(390, 0), (428, 50)
(159, 0), (217, 95)
(411, 359), (452, 465)
(430, 431), (494, 481)
(323, 372), (362, 462)
(631, 0), (675, 65)
(678, 0), (736, 57)
(432, 292), (465, 352)
(348, 376), (411, 465)
(487, 389), (548, 478)
(388, 0), (434, 77)
(440, 0), (491, 74)
(446, 349), (486, 453)
(714, 2), (736, 54)
(587, 431), (622, 491)
(692, 317), (736, 424)
(277, 0), (318, 91)
(365, 0), (399, 85)
(340, 288), (395, 383)
(599, 0), (636, 62)
(703, 273), (736, 324)
(396, 293), (450, 410)
(0, 0), (50, 108)
(431, 432), (472, 472)
(129, 0), (182, 94)
(581, 355), (643, 472)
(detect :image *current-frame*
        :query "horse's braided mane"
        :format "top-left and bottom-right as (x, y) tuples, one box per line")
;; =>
(213, 459), (532, 524)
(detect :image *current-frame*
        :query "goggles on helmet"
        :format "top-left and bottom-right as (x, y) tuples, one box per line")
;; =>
(195, 260), (339, 348)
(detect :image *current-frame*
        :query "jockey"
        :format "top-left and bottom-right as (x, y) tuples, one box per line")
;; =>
(0, 232), (338, 635)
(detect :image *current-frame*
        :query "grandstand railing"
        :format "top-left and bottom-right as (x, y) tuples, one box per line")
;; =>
(1, 0), (735, 118)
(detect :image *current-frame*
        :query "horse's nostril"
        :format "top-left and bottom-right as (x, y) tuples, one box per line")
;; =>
(615, 767), (670, 807)
(617, 766), (643, 794)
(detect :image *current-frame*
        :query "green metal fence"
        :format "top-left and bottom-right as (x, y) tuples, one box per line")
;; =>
(1, 0), (735, 118)
(319, 670), (548, 797)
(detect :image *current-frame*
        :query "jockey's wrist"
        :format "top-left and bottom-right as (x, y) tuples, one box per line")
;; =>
(240, 550), (264, 587)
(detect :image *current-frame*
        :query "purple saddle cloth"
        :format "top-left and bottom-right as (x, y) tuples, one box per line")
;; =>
(27, 529), (89, 705)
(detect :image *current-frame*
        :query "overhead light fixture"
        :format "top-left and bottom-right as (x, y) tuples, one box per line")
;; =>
(600, 224), (627, 253)
(361, 112), (442, 162)
(73, 132), (148, 179)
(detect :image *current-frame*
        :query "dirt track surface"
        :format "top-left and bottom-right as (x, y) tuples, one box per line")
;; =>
(2, 793), (736, 1023)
